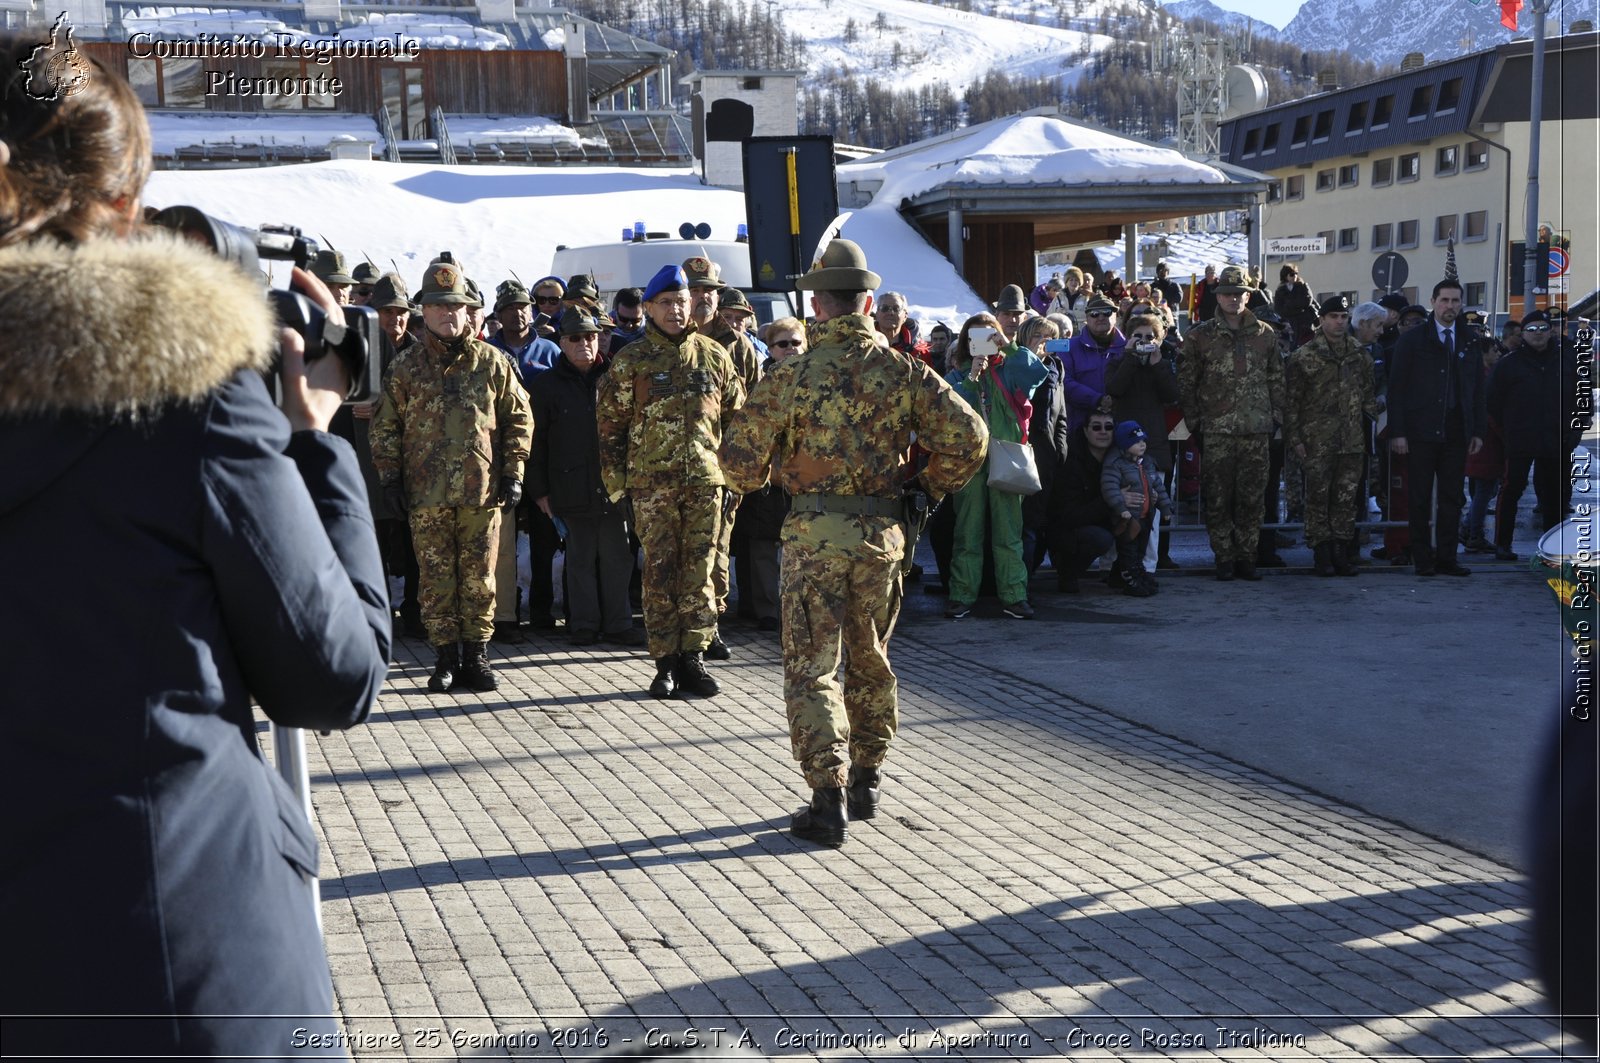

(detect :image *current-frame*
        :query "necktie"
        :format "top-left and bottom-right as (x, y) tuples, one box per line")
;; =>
(1443, 328), (1454, 356)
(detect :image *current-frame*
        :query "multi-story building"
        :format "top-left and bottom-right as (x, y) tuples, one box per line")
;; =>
(1220, 31), (1597, 318)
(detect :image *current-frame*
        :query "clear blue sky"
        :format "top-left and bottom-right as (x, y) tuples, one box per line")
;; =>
(1209, 0), (1307, 29)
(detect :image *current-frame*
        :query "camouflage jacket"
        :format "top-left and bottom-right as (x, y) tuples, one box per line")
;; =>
(719, 314), (988, 559)
(1285, 332), (1379, 455)
(595, 320), (744, 499)
(1177, 309), (1284, 436)
(369, 332), (532, 508)
(705, 319), (763, 395)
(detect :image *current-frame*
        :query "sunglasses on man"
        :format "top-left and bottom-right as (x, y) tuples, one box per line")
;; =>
(535, 296), (562, 306)
(772, 338), (803, 349)
(1521, 323), (1552, 333)
(1087, 310), (1115, 319)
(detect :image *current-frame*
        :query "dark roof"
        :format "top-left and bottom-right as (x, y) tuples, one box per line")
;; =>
(1219, 52), (1495, 169)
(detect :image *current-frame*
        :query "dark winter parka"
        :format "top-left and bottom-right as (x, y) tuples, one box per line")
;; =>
(526, 352), (618, 518)
(0, 234), (390, 1057)
(1386, 314), (1488, 444)
(1104, 345), (1181, 472)
(1487, 338), (1586, 457)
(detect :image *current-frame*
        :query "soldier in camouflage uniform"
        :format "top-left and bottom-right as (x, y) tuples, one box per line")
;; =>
(596, 264), (744, 699)
(682, 255), (762, 658)
(1286, 296), (1380, 577)
(719, 240), (988, 848)
(371, 259), (533, 693)
(1177, 265), (1285, 582)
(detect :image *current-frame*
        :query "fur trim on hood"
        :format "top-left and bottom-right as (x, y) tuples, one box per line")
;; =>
(0, 232), (276, 419)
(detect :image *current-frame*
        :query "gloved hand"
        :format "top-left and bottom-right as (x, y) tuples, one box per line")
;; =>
(381, 482), (406, 516)
(497, 476), (523, 508)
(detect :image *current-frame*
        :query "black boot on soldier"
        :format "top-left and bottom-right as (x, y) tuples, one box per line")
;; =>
(791, 787), (847, 848)
(649, 655), (679, 699)
(675, 651), (720, 697)
(458, 642), (498, 692)
(1313, 542), (1336, 577)
(1331, 541), (1357, 577)
(847, 765), (881, 820)
(427, 643), (458, 693)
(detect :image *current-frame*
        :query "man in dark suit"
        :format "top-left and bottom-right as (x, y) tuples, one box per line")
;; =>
(1385, 278), (1487, 576)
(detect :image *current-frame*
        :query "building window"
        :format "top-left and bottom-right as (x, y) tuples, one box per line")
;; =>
(1397, 220), (1420, 249)
(1262, 124), (1280, 153)
(1465, 281), (1486, 307)
(1312, 109), (1333, 142)
(1316, 168), (1336, 192)
(1436, 144), (1459, 175)
(258, 59), (338, 111)
(1286, 174), (1305, 200)
(742, 77), (763, 90)
(1338, 163), (1359, 187)
(127, 57), (159, 107)
(1373, 157), (1394, 186)
(1438, 77), (1463, 113)
(159, 58), (208, 108)
(1338, 227), (1359, 251)
(1291, 115), (1311, 147)
(1463, 209), (1488, 241)
(1341, 289), (1360, 307)
(1317, 230), (1335, 253)
(1372, 95), (1394, 127)
(1435, 214), (1457, 243)
(1346, 100), (1368, 133)
(1242, 128), (1260, 156)
(1373, 223), (1393, 251)
(1266, 180), (1282, 203)
(1466, 140), (1490, 170)
(1398, 153), (1421, 181)
(1409, 84), (1433, 119)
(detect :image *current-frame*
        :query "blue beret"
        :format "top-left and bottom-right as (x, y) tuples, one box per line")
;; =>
(643, 264), (687, 302)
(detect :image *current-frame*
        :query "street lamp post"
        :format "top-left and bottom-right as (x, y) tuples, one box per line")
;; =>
(1522, 0), (1554, 315)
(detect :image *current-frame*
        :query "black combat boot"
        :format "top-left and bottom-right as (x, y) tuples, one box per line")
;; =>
(649, 655), (679, 699)
(675, 651), (720, 697)
(1331, 541), (1357, 577)
(791, 787), (847, 848)
(1313, 543), (1336, 577)
(847, 765), (881, 820)
(427, 643), (458, 693)
(457, 642), (498, 692)
(1234, 558), (1261, 581)
(704, 629), (731, 661)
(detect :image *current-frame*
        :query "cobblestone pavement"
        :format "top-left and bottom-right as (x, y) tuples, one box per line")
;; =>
(270, 585), (1581, 1062)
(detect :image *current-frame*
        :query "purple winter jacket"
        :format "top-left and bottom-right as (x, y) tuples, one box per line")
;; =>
(1061, 327), (1127, 432)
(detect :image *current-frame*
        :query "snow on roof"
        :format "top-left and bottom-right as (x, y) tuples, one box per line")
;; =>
(444, 115), (582, 149)
(842, 115), (1232, 204)
(122, 8), (514, 48)
(837, 206), (989, 328)
(146, 113), (384, 155)
(1035, 233), (1249, 285)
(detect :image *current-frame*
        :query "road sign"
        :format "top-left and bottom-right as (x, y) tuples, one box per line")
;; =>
(1549, 247), (1570, 277)
(1372, 252), (1409, 292)
(1266, 236), (1327, 255)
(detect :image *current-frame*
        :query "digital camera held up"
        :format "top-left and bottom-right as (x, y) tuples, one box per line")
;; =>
(149, 206), (384, 404)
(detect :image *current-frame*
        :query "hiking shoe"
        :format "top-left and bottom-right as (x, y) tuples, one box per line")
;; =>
(944, 601), (973, 620)
(1002, 600), (1034, 619)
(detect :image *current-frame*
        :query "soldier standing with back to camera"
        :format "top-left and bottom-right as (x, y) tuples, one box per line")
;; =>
(371, 260), (533, 692)
(720, 240), (988, 849)
(1178, 264), (1285, 582)
(597, 264), (744, 700)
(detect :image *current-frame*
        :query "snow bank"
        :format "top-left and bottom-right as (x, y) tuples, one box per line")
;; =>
(148, 113), (384, 155)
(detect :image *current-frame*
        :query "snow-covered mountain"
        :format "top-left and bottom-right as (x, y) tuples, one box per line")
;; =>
(1160, 0), (1282, 39)
(1279, 0), (1598, 65)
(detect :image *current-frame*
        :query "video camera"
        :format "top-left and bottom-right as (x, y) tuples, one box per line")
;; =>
(149, 206), (383, 404)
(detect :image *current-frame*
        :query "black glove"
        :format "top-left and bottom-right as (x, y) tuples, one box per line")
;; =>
(381, 482), (406, 516)
(497, 476), (523, 508)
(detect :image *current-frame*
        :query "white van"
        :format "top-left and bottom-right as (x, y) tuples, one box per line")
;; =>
(550, 234), (793, 325)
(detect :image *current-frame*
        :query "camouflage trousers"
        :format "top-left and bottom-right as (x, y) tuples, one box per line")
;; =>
(710, 489), (737, 614)
(1302, 449), (1365, 545)
(1201, 433), (1270, 564)
(1282, 442), (1305, 519)
(632, 488), (719, 659)
(780, 514), (904, 789)
(409, 504), (500, 646)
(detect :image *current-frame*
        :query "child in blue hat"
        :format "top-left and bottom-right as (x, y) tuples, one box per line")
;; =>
(1100, 420), (1173, 596)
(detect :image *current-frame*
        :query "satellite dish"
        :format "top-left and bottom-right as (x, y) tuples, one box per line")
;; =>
(1221, 64), (1268, 120)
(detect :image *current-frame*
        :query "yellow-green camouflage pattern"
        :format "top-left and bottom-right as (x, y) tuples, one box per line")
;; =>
(595, 322), (744, 501)
(1285, 332), (1380, 456)
(370, 333), (533, 508)
(1199, 433), (1270, 564)
(718, 313), (988, 508)
(410, 504), (500, 644)
(781, 541), (902, 788)
(632, 487), (720, 657)
(1177, 310), (1284, 437)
